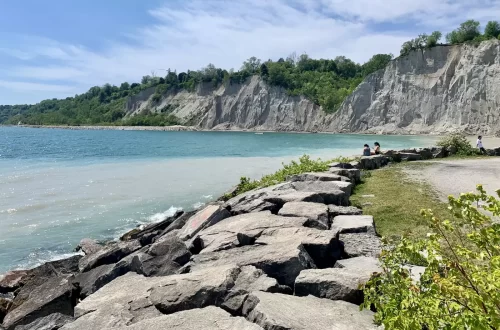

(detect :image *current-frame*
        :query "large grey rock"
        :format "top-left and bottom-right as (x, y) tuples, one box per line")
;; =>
(415, 148), (433, 160)
(64, 267), (261, 330)
(329, 162), (355, 169)
(73, 264), (128, 299)
(359, 155), (389, 170)
(159, 210), (197, 236)
(340, 233), (382, 258)
(0, 298), (11, 324)
(177, 205), (231, 240)
(194, 211), (308, 253)
(278, 202), (329, 229)
(400, 153), (422, 161)
(75, 238), (102, 256)
(14, 313), (74, 330)
(328, 205), (362, 218)
(287, 172), (349, 182)
(277, 181), (353, 199)
(334, 256), (381, 271)
(78, 240), (141, 272)
(331, 215), (376, 234)
(188, 242), (316, 286)
(120, 210), (183, 242)
(221, 266), (289, 314)
(328, 168), (361, 183)
(254, 227), (341, 269)
(98, 306), (263, 330)
(0, 271), (27, 294)
(2, 276), (76, 330)
(295, 258), (382, 304)
(243, 291), (378, 330)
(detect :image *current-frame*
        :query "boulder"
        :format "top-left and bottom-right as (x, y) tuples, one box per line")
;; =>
(329, 162), (354, 169)
(287, 172), (348, 182)
(328, 168), (361, 183)
(74, 263), (128, 299)
(194, 211), (308, 254)
(177, 205), (231, 241)
(254, 227), (341, 269)
(331, 215), (376, 234)
(9, 256), (81, 309)
(188, 242), (316, 286)
(487, 149), (496, 156)
(96, 306), (263, 330)
(0, 297), (11, 324)
(334, 256), (381, 271)
(327, 205), (362, 218)
(242, 291), (378, 330)
(2, 276), (77, 330)
(221, 266), (289, 314)
(400, 153), (422, 161)
(359, 155), (389, 170)
(494, 147), (500, 156)
(65, 266), (262, 329)
(14, 313), (74, 330)
(415, 148), (433, 160)
(350, 161), (361, 169)
(75, 239), (102, 256)
(78, 240), (141, 272)
(263, 191), (329, 205)
(159, 210), (197, 236)
(447, 145), (458, 155)
(430, 146), (445, 158)
(382, 150), (402, 162)
(120, 210), (184, 242)
(340, 233), (382, 258)
(277, 181), (353, 197)
(0, 271), (27, 294)
(277, 202), (329, 230)
(295, 258), (382, 304)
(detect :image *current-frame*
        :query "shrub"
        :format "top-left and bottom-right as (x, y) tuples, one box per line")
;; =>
(437, 133), (478, 156)
(362, 185), (500, 329)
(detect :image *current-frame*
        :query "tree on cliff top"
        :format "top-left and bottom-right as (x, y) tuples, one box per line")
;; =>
(484, 20), (500, 39)
(446, 19), (481, 44)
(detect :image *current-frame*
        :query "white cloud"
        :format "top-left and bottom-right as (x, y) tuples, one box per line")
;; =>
(2, 0), (500, 104)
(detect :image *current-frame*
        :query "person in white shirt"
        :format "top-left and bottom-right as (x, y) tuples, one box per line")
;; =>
(477, 135), (486, 154)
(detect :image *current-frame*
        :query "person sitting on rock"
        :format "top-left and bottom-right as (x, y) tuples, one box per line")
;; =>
(363, 144), (371, 156)
(477, 136), (486, 154)
(372, 142), (381, 155)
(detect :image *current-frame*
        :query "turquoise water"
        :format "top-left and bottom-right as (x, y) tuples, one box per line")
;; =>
(0, 127), (438, 273)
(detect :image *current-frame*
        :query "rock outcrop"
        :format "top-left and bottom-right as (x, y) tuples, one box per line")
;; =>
(124, 40), (500, 135)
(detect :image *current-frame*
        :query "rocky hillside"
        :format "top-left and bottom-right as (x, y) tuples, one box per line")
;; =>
(126, 40), (500, 135)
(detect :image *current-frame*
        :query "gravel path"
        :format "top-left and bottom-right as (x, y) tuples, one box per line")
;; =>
(411, 158), (500, 201)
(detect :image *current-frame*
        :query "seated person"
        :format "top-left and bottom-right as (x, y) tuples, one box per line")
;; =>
(363, 144), (371, 156)
(372, 142), (381, 155)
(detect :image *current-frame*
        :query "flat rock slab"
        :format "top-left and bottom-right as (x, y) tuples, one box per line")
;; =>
(334, 256), (381, 272)
(328, 205), (362, 218)
(278, 202), (329, 229)
(400, 153), (422, 161)
(0, 271), (27, 294)
(2, 276), (76, 330)
(178, 205), (231, 241)
(243, 291), (378, 330)
(295, 262), (381, 304)
(194, 211), (308, 254)
(278, 181), (353, 198)
(79, 240), (141, 272)
(14, 313), (74, 330)
(340, 233), (382, 258)
(98, 306), (263, 330)
(287, 172), (349, 182)
(188, 242), (315, 287)
(328, 168), (361, 183)
(331, 215), (376, 234)
(359, 155), (389, 170)
(76, 238), (102, 256)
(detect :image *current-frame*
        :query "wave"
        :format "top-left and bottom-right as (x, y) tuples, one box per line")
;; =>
(9, 250), (84, 274)
(147, 206), (182, 223)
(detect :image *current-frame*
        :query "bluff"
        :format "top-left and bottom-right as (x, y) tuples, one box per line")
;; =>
(125, 40), (500, 135)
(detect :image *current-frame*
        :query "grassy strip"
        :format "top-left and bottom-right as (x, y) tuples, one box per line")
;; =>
(350, 162), (450, 239)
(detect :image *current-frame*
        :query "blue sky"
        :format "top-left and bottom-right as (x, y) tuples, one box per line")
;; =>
(1, 0), (499, 104)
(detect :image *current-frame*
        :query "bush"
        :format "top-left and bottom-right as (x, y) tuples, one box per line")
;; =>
(437, 133), (478, 156)
(362, 185), (500, 329)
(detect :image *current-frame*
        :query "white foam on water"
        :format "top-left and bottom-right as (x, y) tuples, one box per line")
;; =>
(147, 206), (182, 223)
(192, 202), (205, 209)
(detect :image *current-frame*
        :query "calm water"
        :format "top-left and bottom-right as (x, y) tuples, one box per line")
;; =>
(0, 127), (438, 273)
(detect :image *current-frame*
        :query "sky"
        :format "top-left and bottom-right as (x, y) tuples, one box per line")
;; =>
(1, 0), (500, 105)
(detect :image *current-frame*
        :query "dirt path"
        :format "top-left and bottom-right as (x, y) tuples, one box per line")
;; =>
(407, 158), (500, 201)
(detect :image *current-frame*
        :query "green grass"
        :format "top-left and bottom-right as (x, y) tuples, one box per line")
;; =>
(351, 163), (450, 239)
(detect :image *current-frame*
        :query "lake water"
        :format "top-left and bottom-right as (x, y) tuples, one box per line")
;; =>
(0, 127), (438, 273)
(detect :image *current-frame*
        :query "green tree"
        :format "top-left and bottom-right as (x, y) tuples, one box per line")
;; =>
(484, 20), (500, 39)
(241, 57), (261, 74)
(119, 82), (130, 91)
(446, 20), (481, 44)
(141, 75), (152, 85)
(260, 63), (269, 79)
(362, 54), (392, 75)
(426, 31), (442, 47)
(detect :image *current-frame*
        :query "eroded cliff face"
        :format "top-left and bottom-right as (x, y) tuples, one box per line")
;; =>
(125, 40), (500, 134)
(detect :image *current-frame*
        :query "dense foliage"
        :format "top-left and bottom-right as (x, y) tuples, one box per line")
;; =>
(400, 20), (500, 56)
(362, 185), (500, 329)
(437, 133), (479, 156)
(0, 52), (394, 126)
